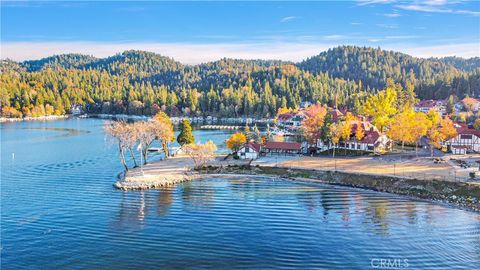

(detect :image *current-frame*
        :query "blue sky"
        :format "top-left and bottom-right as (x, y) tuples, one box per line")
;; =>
(1, 1), (479, 63)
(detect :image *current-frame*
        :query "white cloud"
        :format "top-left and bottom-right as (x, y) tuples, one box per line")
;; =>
(384, 35), (418, 40)
(0, 41), (331, 64)
(396, 3), (480, 16)
(280, 16), (297, 23)
(388, 42), (480, 58)
(323, 35), (347, 40)
(1, 41), (478, 64)
(376, 23), (399, 29)
(356, 0), (396, 6)
(384, 12), (401, 17)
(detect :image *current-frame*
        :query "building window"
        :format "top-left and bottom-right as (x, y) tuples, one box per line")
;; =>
(461, 134), (472, 140)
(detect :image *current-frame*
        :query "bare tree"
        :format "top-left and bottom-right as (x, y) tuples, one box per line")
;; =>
(104, 121), (131, 171)
(182, 141), (217, 169)
(135, 121), (157, 164)
(124, 123), (139, 167)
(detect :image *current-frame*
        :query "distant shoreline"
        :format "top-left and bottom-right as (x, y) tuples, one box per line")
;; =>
(0, 115), (69, 123)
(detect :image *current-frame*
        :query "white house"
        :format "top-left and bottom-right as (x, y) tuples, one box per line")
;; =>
(414, 100), (446, 116)
(443, 123), (480, 153)
(238, 142), (262, 160)
(451, 145), (467, 155)
(276, 111), (305, 130)
(316, 121), (392, 154)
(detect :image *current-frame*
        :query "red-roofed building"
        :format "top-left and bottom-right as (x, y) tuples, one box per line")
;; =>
(414, 99), (446, 116)
(329, 109), (344, 122)
(276, 111), (306, 129)
(263, 141), (303, 155)
(461, 97), (480, 112)
(238, 142), (262, 159)
(316, 120), (392, 154)
(443, 123), (480, 153)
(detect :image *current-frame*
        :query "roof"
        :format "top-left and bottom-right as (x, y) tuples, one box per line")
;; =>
(264, 141), (302, 151)
(454, 123), (480, 137)
(244, 142), (261, 152)
(277, 112), (296, 121)
(350, 120), (377, 135)
(360, 130), (381, 144)
(461, 97), (480, 110)
(329, 109), (344, 122)
(415, 99), (437, 108)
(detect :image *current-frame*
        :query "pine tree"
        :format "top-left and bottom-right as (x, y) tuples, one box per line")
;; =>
(177, 119), (195, 146)
(244, 123), (251, 141)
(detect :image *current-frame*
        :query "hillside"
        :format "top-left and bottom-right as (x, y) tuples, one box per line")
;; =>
(1, 46), (479, 118)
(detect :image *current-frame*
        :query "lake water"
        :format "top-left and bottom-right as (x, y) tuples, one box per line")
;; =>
(1, 118), (479, 269)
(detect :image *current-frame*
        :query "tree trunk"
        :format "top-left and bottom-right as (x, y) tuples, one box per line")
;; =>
(162, 142), (169, 158)
(118, 145), (129, 171)
(332, 145), (336, 158)
(430, 145), (434, 157)
(401, 141), (404, 150)
(142, 149), (148, 165)
(142, 142), (152, 165)
(415, 142), (418, 157)
(128, 148), (138, 167)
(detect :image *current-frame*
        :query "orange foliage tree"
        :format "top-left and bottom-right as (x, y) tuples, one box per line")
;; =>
(301, 104), (327, 144)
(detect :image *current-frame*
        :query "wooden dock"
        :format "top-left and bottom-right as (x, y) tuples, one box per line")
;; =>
(200, 125), (241, 130)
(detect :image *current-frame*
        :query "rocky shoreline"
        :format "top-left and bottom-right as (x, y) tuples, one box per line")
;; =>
(114, 170), (198, 190)
(198, 165), (480, 212)
(112, 157), (480, 212)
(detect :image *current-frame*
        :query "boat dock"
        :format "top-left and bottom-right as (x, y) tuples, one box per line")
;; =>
(200, 125), (241, 130)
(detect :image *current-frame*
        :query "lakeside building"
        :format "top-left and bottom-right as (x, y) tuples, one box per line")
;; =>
(316, 120), (393, 154)
(276, 111), (306, 130)
(443, 123), (480, 153)
(414, 100), (446, 116)
(238, 142), (262, 160)
(262, 141), (303, 155)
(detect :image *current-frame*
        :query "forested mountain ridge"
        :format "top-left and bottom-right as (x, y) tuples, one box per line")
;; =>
(1, 46), (479, 118)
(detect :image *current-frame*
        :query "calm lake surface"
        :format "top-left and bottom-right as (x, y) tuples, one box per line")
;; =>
(1, 118), (479, 269)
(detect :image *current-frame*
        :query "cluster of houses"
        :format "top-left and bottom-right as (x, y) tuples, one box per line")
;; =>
(237, 97), (480, 159)
(413, 97), (480, 116)
(239, 107), (393, 160)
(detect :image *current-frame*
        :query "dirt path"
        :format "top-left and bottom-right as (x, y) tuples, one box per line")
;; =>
(281, 156), (463, 181)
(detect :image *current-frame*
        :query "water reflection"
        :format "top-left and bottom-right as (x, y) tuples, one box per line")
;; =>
(113, 192), (148, 231)
(181, 181), (214, 210)
(157, 187), (173, 216)
(364, 200), (390, 236)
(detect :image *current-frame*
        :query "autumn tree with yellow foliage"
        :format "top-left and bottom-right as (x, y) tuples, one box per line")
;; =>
(153, 112), (175, 158)
(362, 87), (397, 132)
(387, 106), (416, 149)
(226, 132), (247, 153)
(355, 123), (365, 142)
(329, 122), (342, 158)
(410, 112), (429, 155)
(340, 112), (355, 154)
